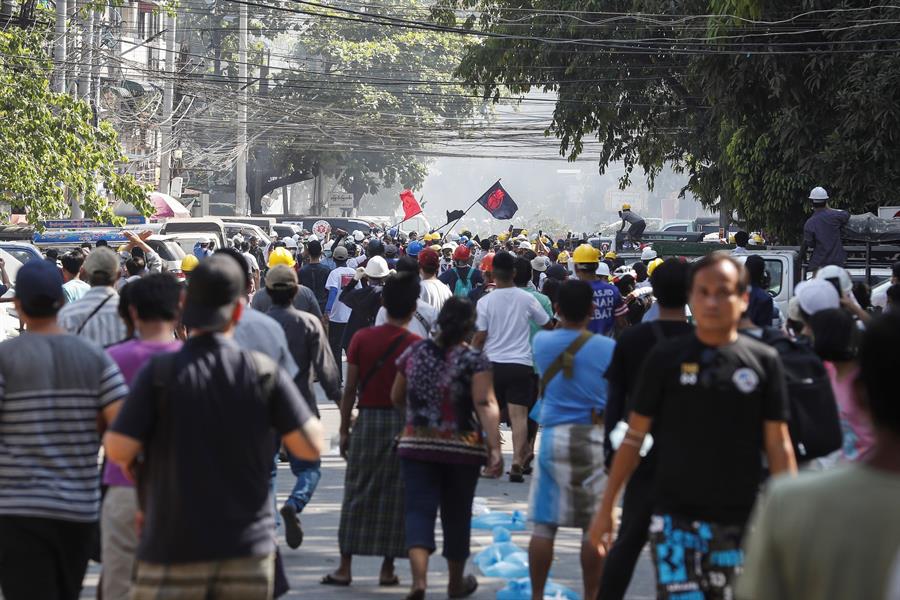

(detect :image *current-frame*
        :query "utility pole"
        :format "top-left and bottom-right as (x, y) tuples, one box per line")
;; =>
(235, 0), (249, 215)
(77, 2), (93, 101)
(52, 0), (67, 93)
(158, 11), (177, 195)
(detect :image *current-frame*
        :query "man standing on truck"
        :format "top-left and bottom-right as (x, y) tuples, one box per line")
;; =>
(801, 186), (850, 272)
(618, 204), (646, 246)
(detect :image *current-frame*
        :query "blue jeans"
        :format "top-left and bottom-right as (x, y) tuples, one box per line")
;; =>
(284, 457), (322, 513)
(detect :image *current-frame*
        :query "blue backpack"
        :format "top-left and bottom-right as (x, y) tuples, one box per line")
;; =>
(453, 268), (474, 298)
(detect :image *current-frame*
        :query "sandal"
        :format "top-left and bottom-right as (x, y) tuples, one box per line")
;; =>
(320, 574), (351, 586)
(522, 452), (535, 475)
(509, 464), (525, 483)
(448, 574), (478, 598)
(405, 590), (426, 600)
(379, 574), (401, 586)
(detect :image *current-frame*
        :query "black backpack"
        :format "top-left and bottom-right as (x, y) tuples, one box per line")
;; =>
(760, 329), (842, 461)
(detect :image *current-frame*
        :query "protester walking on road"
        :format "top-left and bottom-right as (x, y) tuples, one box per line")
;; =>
(324, 245), (355, 380)
(326, 272), (422, 588)
(571, 244), (627, 337)
(100, 273), (183, 600)
(104, 255), (322, 600)
(58, 247), (128, 347)
(376, 256), (438, 339)
(590, 252), (798, 600)
(737, 313), (900, 600)
(598, 258), (694, 600)
(339, 255), (392, 349)
(264, 264), (342, 550)
(418, 247), (453, 311)
(472, 251), (552, 483)
(0, 260), (128, 600)
(392, 297), (503, 600)
(528, 279), (614, 600)
(299, 239), (333, 314)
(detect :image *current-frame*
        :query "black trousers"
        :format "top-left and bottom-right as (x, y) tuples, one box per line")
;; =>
(597, 464), (655, 600)
(327, 321), (347, 383)
(0, 515), (95, 600)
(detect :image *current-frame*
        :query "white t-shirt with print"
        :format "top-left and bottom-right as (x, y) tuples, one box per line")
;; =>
(325, 266), (356, 323)
(476, 287), (551, 366)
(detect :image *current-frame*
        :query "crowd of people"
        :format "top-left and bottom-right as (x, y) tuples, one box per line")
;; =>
(0, 195), (898, 600)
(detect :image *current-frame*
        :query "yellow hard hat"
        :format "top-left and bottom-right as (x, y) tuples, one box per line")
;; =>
(180, 254), (200, 273)
(647, 257), (664, 277)
(268, 247), (296, 269)
(605, 251), (618, 260)
(621, 203), (632, 211)
(750, 233), (765, 246)
(430, 244), (442, 252)
(498, 232), (509, 242)
(557, 251), (570, 263)
(572, 243), (600, 264)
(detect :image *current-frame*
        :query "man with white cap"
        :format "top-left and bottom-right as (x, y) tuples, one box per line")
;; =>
(800, 186), (850, 272)
(789, 278), (842, 338)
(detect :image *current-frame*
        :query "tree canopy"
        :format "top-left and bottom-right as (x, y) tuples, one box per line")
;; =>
(435, 0), (900, 240)
(0, 21), (150, 225)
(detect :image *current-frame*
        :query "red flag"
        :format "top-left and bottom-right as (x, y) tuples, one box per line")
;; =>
(400, 189), (422, 221)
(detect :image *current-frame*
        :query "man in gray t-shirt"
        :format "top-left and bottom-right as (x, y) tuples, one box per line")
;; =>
(801, 186), (850, 271)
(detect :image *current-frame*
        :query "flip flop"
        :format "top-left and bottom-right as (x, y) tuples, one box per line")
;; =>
(320, 574), (351, 586)
(448, 574), (478, 599)
(379, 574), (401, 587)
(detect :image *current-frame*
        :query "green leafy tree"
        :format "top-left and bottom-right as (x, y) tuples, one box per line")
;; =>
(436, 0), (900, 240)
(0, 23), (150, 225)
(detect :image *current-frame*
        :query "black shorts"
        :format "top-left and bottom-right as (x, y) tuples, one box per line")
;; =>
(492, 363), (536, 408)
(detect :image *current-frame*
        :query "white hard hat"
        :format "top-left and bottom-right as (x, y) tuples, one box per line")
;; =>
(197, 236), (211, 244)
(641, 246), (658, 261)
(448, 233), (460, 242)
(442, 242), (456, 251)
(306, 234), (319, 242)
(596, 262), (611, 277)
(281, 236), (298, 249)
(518, 241), (533, 251)
(809, 187), (829, 202)
(614, 265), (636, 278)
(353, 230), (365, 242)
(531, 256), (551, 272)
(364, 256), (391, 279)
(815, 265), (852, 296)
(232, 233), (244, 245)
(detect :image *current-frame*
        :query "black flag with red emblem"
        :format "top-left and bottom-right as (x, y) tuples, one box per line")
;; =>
(476, 181), (518, 220)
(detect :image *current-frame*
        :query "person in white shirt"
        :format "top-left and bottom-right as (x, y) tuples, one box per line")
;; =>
(375, 256), (437, 338)
(472, 251), (552, 483)
(417, 248), (453, 311)
(324, 246), (356, 381)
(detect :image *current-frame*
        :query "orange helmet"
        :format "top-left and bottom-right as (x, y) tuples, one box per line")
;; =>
(479, 252), (495, 272)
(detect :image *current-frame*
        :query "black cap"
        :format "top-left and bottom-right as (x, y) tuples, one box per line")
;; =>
(546, 263), (569, 281)
(15, 259), (64, 315)
(367, 238), (385, 256)
(182, 254), (244, 330)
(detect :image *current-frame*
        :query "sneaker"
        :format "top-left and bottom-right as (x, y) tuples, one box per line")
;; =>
(509, 464), (524, 483)
(280, 504), (304, 549)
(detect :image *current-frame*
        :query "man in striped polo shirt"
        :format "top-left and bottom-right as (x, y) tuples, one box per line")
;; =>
(58, 246), (128, 347)
(0, 260), (128, 600)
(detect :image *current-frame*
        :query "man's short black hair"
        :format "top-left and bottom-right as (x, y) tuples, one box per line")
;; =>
(45, 249), (59, 261)
(892, 261), (900, 280)
(734, 231), (750, 247)
(651, 258), (690, 309)
(632, 261), (648, 281)
(744, 255), (766, 288)
(60, 251), (85, 276)
(95, 239), (108, 248)
(125, 256), (145, 277)
(128, 273), (182, 321)
(513, 257), (532, 287)
(395, 256), (420, 276)
(555, 279), (594, 323)
(886, 283), (900, 305)
(307, 240), (323, 258)
(492, 251), (515, 281)
(382, 272), (420, 319)
(688, 252), (747, 294)
(269, 287), (298, 306)
(859, 314), (900, 435)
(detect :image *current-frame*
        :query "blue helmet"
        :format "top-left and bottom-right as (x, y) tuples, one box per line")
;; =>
(406, 240), (424, 257)
(459, 235), (469, 244)
(388, 227), (398, 238)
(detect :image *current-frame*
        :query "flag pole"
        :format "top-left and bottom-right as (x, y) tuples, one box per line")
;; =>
(432, 179), (501, 238)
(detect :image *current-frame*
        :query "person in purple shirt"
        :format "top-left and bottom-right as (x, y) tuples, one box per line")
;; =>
(801, 186), (850, 272)
(101, 274), (183, 600)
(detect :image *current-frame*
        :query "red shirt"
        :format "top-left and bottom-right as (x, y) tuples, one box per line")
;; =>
(347, 324), (420, 408)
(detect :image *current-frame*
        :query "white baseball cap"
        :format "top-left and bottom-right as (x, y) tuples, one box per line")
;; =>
(794, 279), (840, 318)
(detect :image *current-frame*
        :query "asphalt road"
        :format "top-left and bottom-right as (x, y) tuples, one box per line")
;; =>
(72, 392), (656, 600)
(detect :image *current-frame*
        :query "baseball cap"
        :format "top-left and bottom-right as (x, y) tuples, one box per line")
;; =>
(82, 247), (121, 283)
(265, 264), (298, 290)
(418, 248), (440, 271)
(182, 254), (245, 330)
(794, 279), (841, 318)
(596, 262), (611, 277)
(14, 259), (64, 316)
(546, 263), (569, 281)
(332, 246), (349, 261)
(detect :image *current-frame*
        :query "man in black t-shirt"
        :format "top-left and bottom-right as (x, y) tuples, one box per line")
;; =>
(591, 252), (797, 600)
(598, 259), (694, 600)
